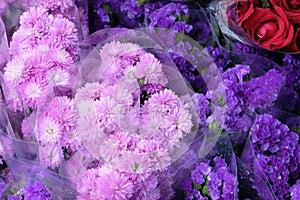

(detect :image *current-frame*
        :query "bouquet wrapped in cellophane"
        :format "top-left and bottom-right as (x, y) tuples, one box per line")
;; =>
(0, 6), (228, 197)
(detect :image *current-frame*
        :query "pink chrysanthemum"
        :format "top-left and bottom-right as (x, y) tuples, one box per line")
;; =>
(147, 89), (180, 115)
(51, 15), (78, 55)
(74, 82), (103, 103)
(38, 0), (74, 12)
(44, 96), (77, 132)
(19, 6), (47, 27)
(37, 117), (62, 145)
(165, 106), (193, 136)
(91, 167), (134, 200)
(47, 47), (74, 70)
(139, 112), (164, 139)
(112, 151), (152, 174)
(100, 41), (142, 64)
(94, 97), (123, 131)
(4, 57), (31, 87)
(46, 68), (71, 86)
(99, 132), (133, 162)
(132, 174), (161, 200)
(19, 78), (49, 108)
(135, 53), (168, 85)
(77, 167), (100, 198)
(10, 27), (38, 55)
(76, 107), (98, 136)
(99, 41), (144, 83)
(149, 148), (171, 171)
(101, 84), (133, 107)
(76, 100), (95, 118)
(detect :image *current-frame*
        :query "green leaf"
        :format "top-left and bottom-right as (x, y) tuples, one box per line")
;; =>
(193, 182), (202, 191)
(218, 96), (226, 107)
(136, 0), (147, 6)
(261, 0), (270, 8)
(201, 177), (210, 197)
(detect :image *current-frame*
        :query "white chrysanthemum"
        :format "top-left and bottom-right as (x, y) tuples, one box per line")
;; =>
(46, 68), (71, 86)
(74, 82), (103, 103)
(76, 100), (95, 118)
(94, 97), (123, 131)
(4, 58), (29, 86)
(23, 80), (48, 107)
(135, 53), (168, 85)
(38, 117), (62, 144)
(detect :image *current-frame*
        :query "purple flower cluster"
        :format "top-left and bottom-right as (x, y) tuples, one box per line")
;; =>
(205, 46), (230, 71)
(221, 65), (284, 131)
(146, 3), (192, 33)
(181, 157), (236, 200)
(251, 114), (300, 199)
(21, 181), (51, 199)
(234, 43), (268, 57)
(21, 40), (197, 199)
(2, 6), (78, 112)
(0, 181), (6, 199)
(290, 180), (300, 200)
(281, 54), (300, 112)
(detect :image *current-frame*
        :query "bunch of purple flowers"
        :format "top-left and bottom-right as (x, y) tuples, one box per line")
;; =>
(181, 156), (236, 200)
(2, 6), (78, 113)
(250, 114), (300, 199)
(31, 40), (198, 199)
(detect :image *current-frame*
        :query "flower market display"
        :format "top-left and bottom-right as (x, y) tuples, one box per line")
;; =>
(0, 0), (299, 200)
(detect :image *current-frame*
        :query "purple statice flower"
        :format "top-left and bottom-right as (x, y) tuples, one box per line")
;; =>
(0, 181), (6, 199)
(205, 46), (230, 72)
(234, 43), (268, 57)
(244, 69), (284, 110)
(221, 64), (253, 131)
(280, 54), (300, 112)
(290, 180), (300, 200)
(251, 114), (299, 199)
(188, 14), (211, 44)
(7, 195), (22, 200)
(220, 64), (284, 132)
(169, 52), (196, 83)
(89, 0), (113, 32)
(194, 93), (210, 126)
(119, 0), (143, 19)
(146, 3), (193, 34)
(22, 181), (51, 199)
(90, 0), (145, 32)
(182, 157), (236, 200)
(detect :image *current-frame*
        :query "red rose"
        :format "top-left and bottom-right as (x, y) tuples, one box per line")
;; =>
(287, 28), (300, 52)
(269, 0), (300, 24)
(237, 1), (255, 23)
(241, 6), (294, 50)
(237, 0), (260, 23)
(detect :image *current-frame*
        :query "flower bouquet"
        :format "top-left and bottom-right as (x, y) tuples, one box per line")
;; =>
(179, 134), (238, 200)
(239, 113), (300, 199)
(208, 0), (300, 53)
